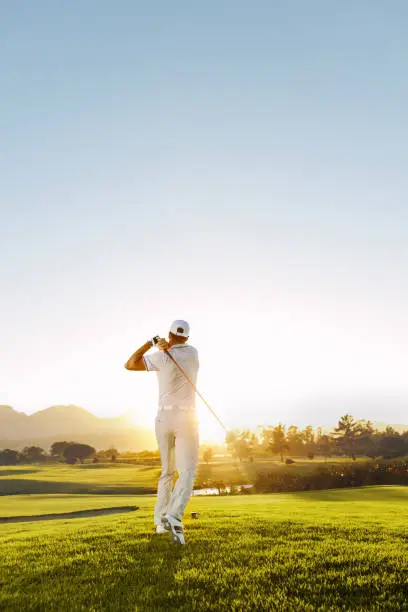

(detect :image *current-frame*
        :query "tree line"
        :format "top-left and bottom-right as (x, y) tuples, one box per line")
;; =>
(226, 414), (408, 462)
(0, 441), (163, 466)
(1, 414), (407, 466)
(0, 441), (161, 466)
(0, 442), (118, 465)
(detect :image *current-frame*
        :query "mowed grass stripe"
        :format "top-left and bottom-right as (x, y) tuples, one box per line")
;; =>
(0, 494), (143, 517)
(0, 464), (161, 496)
(0, 488), (407, 611)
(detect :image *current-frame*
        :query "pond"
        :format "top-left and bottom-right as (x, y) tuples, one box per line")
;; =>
(193, 484), (254, 496)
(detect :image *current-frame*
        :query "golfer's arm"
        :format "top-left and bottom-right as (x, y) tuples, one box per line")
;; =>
(124, 341), (153, 371)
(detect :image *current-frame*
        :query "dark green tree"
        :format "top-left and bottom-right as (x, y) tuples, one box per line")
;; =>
(377, 427), (408, 459)
(0, 449), (19, 465)
(356, 421), (379, 458)
(50, 441), (70, 459)
(20, 446), (47, 463)
(63, 443), (95, 464)
(316, 432), (333, 461)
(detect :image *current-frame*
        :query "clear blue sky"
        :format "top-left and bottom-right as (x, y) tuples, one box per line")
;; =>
(1, 1), (407, 435)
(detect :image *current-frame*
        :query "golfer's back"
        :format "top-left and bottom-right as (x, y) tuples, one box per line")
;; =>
(144, 344), (199, 409)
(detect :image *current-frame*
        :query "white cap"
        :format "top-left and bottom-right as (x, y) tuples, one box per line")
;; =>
(170, 319), (190, 338)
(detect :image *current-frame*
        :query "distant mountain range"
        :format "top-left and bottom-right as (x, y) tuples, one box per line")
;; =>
(1, 405), (406, 453)
(0, 405), (156, 451)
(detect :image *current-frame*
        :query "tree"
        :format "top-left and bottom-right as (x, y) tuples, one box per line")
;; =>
(203, 448), (214, 464)
(377, 427), (408, 459)
(331, 414), (363, 460)
(268, 424), (290, 463)
(302, 425), (316, 457)
(286, 425), (304, 456)
(0, 449), (19, 466)
(316, 433), (333, 461)
(20, 446), (47, 463)
(234, 437), (250, 462)
(106, 447), (118, 462)
(50, 441), (70, 459)
(226, 430), (257, 462)
(63, 443), (95, 464)
(260, 426), (272, 454)
(356, 421), (378, 458)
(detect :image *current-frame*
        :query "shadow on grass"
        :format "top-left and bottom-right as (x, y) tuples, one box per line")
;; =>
(137, 466), (161, 472)
(75, 463), (145, 470)
(0, 479), (155, 496)
(0, 469), (40, 477)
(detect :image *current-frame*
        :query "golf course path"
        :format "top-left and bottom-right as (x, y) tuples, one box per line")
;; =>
(0, 505), (139, 523)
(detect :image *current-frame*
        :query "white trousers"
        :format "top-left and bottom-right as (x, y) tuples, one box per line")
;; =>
(154, 408), (199, 525)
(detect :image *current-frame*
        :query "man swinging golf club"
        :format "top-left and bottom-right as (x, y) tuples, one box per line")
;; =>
(125, 320), (199, 545)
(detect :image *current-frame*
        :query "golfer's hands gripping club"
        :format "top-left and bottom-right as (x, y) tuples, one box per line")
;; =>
(156, 338), (169, 351)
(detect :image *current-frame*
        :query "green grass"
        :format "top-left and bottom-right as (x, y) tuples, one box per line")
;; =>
(0, 487), (407, 610)
(0, 464), (160, 495)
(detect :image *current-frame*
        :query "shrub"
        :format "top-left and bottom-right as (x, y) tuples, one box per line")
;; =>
(254, 459), (408, 493)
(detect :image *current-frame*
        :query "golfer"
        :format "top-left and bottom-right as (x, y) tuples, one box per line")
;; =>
(125, 320), (199, 545)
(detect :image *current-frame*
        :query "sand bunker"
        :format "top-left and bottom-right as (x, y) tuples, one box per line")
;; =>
(0, 505), (139, 523)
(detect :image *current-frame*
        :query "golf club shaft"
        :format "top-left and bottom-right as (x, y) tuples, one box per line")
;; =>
(164, 349), (228, 432)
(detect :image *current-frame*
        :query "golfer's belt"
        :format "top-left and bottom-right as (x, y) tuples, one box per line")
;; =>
(159, 405), (195, 411)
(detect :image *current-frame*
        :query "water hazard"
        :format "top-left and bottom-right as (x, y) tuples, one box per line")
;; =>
(193, 484), (253, 496)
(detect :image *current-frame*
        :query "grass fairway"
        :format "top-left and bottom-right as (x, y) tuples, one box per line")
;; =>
(0, 457), (375, 497)
(0, 487), (407, 610)
(0, 464), (160, 495)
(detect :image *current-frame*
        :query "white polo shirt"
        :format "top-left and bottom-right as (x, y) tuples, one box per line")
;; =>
(144, 344), (199, 409)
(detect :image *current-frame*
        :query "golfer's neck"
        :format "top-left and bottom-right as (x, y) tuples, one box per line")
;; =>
(168, 341), (186, 349)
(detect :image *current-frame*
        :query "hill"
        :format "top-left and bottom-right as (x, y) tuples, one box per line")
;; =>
(0, 405), (156, 451)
